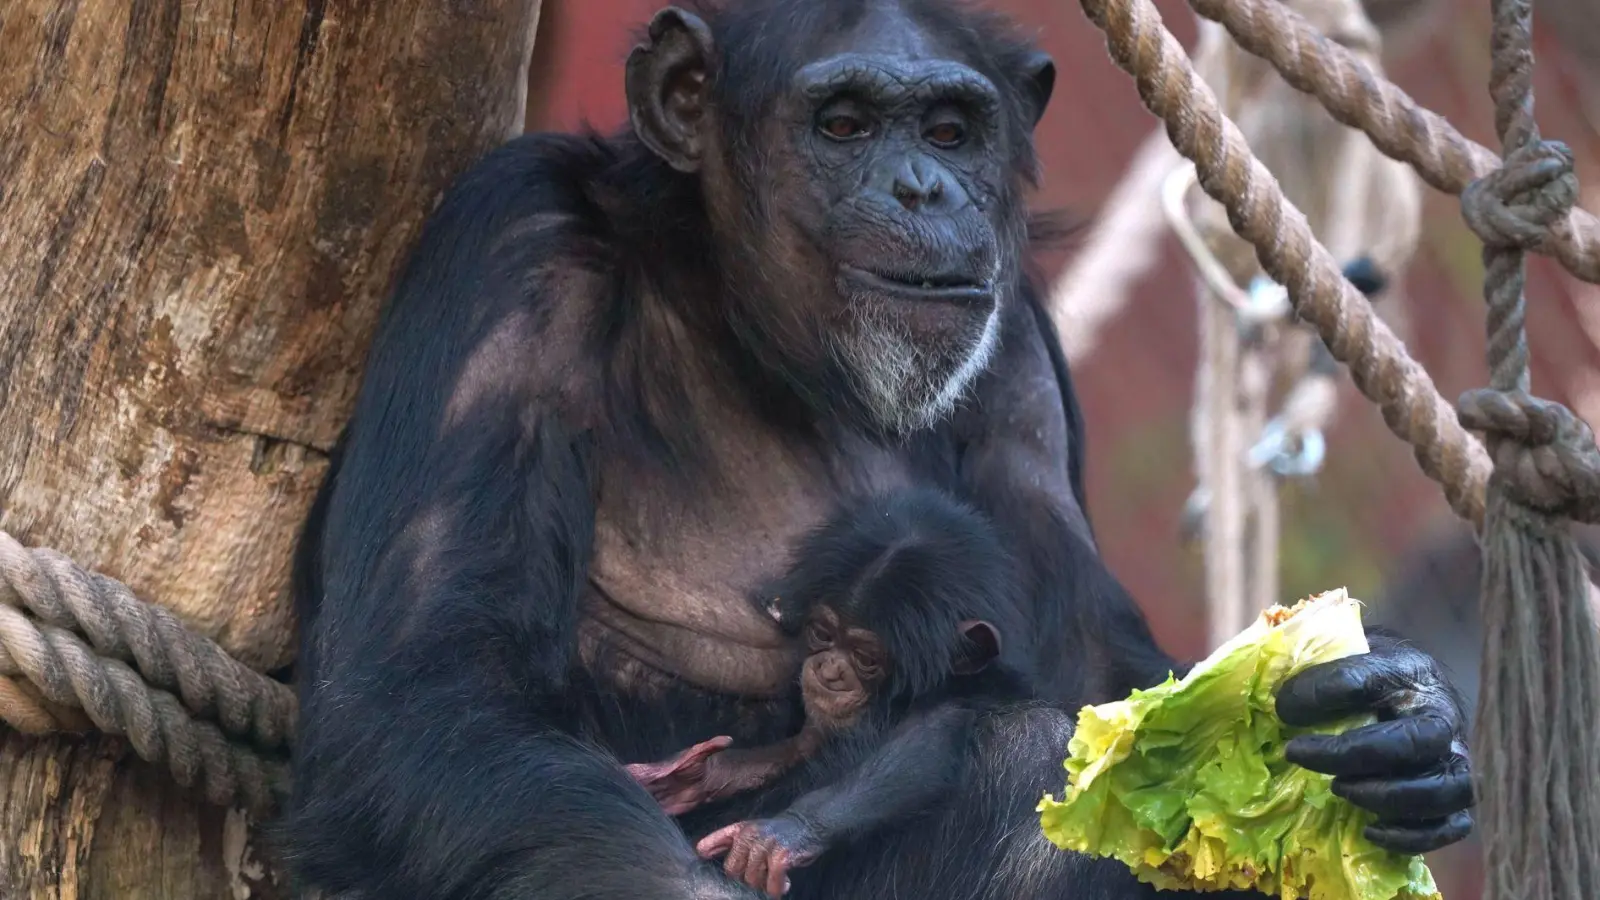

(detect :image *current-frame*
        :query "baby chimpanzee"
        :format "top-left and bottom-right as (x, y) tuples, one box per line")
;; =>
(625, 488), (1035, 897)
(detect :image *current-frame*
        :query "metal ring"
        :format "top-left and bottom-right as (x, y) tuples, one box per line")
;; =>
(1247, 417), (1327, 477)
(1272, 428), (1326, 477)
(1241, 275), (1290, 324)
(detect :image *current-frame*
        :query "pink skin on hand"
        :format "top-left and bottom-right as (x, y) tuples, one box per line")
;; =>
(624, 735), (734, 816)
(696, 817), (820, 898)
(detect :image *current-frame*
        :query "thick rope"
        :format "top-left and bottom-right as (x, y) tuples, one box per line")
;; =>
(1453, 0), (1600, 895)
(1075, 0), (1494, 527)
(1075, 0), (1600, 895)
(0, 530), (295, 751)
(1183, 0), (1600, 284)
(0, 671), (92, 734)
(0, 529), (295, 817)
(0, 605), (289, 817)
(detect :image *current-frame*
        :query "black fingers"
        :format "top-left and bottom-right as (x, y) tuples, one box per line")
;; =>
(1276, 646), (1449, 727)
(1365, 810), (1475, 855)
(1276, 657), (1388, 725)
(1330, 753), (1475, 821)
(1285, 714), (1456, 778)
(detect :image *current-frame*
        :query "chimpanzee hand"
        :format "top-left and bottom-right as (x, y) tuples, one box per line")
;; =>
(1275, 635), (1474, 854)
(696, 815), (824, 898)
(624, 735), (734, 816)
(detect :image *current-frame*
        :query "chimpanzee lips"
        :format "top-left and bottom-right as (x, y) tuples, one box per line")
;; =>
(838, 264), (994, 304)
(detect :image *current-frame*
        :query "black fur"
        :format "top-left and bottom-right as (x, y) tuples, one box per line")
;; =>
(667, 488), (1046, 895)
(279, 1), (1474, 897)
(768, 487), (1033, 701)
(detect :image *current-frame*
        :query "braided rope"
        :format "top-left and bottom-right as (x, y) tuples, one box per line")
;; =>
(1075, 0), (1494, 526)
(0, 529), (295, 817)
(0, 604), (289, 817)
(0, 530), (295, 750)
(1451, 1), (1600, 897)
(1184, 0), (1600, 285)
(0, 672), (92, 734)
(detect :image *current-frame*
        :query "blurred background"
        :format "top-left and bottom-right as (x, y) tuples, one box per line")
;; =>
(519, 1), (1600, 895)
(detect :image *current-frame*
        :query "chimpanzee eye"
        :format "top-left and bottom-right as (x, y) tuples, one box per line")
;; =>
(818, 114), (870, 141)
(851, 648), (881, 677)
(924, 121), (966, 148)
(807, 621), (832, 649)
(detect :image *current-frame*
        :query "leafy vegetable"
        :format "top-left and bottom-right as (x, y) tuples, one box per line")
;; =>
(1036, 589), (1440, 900)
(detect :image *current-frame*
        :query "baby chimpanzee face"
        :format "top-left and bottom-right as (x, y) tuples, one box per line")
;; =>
(798, 606), (886, 729)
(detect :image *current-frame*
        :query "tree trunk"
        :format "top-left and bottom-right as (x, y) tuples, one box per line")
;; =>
(0, 0), (544, 896)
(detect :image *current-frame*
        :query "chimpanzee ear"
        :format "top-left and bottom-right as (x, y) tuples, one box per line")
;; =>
(952, 620), (1003, 675)
(626, 7), (715, 173)
(1019, 51), (1056, 129)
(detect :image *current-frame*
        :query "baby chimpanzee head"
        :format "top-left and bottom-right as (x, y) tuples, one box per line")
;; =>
(767, 488), (1022, 729)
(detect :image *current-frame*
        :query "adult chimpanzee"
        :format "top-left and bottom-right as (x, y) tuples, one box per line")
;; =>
(280, 0), (1475, 897)
(629, 488), (1035, 896)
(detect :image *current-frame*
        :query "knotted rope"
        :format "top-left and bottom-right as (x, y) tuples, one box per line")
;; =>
(1183, 0), (1600, 285)
(0, 530), (293, 818)
(1075, 0), (1493, 525)
(1451, 0), (1600, 894)
(1073, 0), (1600, 895)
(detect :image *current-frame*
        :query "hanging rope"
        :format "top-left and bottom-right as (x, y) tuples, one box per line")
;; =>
(1073, 0), (1600, 896)
(1077, 0), (1493, 525)
(1164, 0), (1423, 649)
(1181, 0), (1600, 284)
(1453, 0), (1600, 895)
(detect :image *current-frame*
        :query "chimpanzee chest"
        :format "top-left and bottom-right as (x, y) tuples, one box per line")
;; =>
(578, 435), (915, 699)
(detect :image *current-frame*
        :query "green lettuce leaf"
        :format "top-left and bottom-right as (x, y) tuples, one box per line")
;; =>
(1036, 589), (1441, 900)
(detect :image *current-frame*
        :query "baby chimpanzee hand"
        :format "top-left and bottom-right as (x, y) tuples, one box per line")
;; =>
(624, 735), (734, 816)
(1275, 634), (1474, 854)
(696, 815), (823, 898)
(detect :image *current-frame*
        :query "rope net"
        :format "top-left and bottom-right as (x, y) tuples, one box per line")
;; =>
(1074, 0), (1600, 897)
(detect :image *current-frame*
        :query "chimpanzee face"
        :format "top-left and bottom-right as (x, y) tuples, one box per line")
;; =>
(627, 1), (1055, 435)
(797, 606), (886, 728)
(760, 51), (1012, 434)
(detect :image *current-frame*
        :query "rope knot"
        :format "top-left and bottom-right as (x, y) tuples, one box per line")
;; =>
(1457, 387), (1600, 522)
(1461, 141), (1578, 251)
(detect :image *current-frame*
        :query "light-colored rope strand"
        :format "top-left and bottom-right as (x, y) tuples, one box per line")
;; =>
(0, 673), (92, 734)
(0, 530), (295, 751)
(1076, 0), (1494, 527)
(1185, 0), (1600, 284)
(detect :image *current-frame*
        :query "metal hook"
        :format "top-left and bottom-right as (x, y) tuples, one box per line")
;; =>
(1247, 417), (1327, 478)
(1241, 274), (1290, 324)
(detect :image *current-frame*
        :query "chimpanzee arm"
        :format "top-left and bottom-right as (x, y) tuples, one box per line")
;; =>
(695, 706), (976, 894)
(782, 707), (973, 844)
(281, 136), (753, 900)
(952, 282), (1473, 859)
(629, 735), (816, 816)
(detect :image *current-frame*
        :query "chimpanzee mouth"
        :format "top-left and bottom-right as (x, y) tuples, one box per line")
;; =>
(838, 265), (994, 304)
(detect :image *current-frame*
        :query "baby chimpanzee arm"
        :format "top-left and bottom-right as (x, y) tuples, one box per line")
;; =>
(697, 706), (976, 895)
(629, 735), (817, 816)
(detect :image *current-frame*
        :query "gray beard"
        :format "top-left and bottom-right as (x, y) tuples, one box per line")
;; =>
(828, 300), (1001, 436)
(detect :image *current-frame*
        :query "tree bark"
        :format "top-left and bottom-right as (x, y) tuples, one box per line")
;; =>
(0, 0), (544, 896)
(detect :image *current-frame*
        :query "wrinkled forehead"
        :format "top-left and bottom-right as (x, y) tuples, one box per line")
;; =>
(710, 0), (1009, 126)
(794, 2), (994, 86)
(792, 50), (1002, 115)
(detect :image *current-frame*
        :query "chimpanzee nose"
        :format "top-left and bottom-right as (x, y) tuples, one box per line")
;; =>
(890, 157), (965, 214)
(820, 657), (849, 689)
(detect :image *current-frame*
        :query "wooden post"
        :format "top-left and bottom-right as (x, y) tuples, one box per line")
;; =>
(0, 0), (544, 896)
